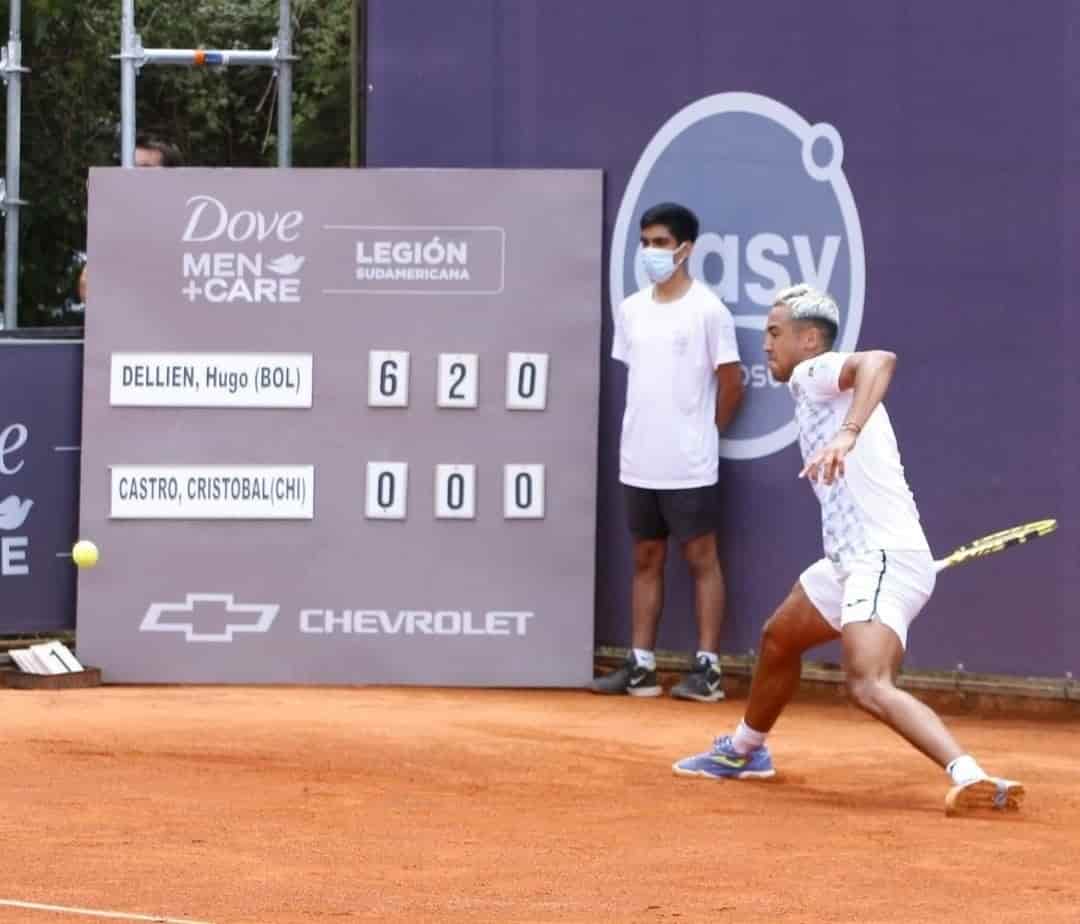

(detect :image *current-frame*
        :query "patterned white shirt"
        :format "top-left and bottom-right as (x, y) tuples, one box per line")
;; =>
(789, 352), (930, 566)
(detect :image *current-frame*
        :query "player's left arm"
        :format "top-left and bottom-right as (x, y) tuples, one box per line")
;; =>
(714, 362), (745, 432)
(800, 350), (897, 484)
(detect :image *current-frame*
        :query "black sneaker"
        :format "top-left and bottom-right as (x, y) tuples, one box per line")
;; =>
(588, 656), (661, 697)
(670, 656), (725, 702)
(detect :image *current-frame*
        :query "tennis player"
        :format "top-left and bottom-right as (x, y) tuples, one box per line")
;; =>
(672, 284), (1024, 816)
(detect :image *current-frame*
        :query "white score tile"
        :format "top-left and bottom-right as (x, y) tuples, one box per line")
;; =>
(437, 353), (479, 408)
(505, 352), (549, 410)
(368, 350), (410, 407)
(435, 464), (477, 519)
(504, 464), (545, 519)
(365, 462), (408, 519)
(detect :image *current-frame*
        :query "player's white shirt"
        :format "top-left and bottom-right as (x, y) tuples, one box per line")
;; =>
(612, 279), (740, 489)
(789, 351), (930, 565)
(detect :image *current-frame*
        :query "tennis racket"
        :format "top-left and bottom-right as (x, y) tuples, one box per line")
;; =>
(933, 518), (1058, 573)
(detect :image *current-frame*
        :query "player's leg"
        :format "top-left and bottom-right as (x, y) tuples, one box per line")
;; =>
(589, 486), (666, 696)
(842, 620), (963, 766)
(672, 576), (840, 778)
(743, 581), (841, 732)
(840, 550), (1024, 814)
(667, 485), (726, 702)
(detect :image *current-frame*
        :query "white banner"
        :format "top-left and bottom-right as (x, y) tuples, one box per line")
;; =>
(110, 353), (313, 408)
(110, 465), (314, 519)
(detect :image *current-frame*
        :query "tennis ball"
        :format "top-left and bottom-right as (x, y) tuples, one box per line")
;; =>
(72, 539), (99, 569)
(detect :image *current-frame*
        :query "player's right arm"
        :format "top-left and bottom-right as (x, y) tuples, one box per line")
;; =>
(799, 350), (897, 485)
(835, 350), (897, 429)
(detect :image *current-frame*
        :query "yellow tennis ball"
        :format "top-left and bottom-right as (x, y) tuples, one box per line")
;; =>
(72, 540), (99, 569)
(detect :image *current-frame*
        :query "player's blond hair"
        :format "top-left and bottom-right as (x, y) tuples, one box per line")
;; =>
(775, 284), (840, 326)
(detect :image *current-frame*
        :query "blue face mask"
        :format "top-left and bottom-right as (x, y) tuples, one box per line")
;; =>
(639, 244), (687, 284)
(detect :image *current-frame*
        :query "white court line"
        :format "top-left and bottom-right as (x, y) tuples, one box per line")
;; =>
(53, 446), (82, 452)
(0, 899), (213, 924)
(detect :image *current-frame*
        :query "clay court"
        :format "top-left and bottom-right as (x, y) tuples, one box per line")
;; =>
(2, 686), (1078, 924)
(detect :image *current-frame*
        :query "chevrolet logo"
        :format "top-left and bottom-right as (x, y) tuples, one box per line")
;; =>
(141, 593), (279, 643)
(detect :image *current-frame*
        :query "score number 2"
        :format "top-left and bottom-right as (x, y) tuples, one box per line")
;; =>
(437, 354), (478, 408)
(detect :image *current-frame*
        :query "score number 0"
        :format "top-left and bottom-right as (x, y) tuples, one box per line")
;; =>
(506, 353), (548, 410)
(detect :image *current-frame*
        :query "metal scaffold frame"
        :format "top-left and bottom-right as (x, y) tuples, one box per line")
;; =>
(1, 0), (27, 330)
(0, 0), (297, 329)
(119, 0), (296, 169)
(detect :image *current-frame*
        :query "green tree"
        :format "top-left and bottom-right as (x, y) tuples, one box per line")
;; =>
(1, 0), (351, 326)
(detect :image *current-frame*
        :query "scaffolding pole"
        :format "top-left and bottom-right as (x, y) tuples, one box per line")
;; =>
(120, 0), (136, 167)
(1, 0), (27, 329)
(277, 0), (292, 168)
(119, 0), (296, 168)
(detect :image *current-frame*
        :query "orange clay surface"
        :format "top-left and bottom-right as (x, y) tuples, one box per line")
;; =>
(2, 686), (1078, 923)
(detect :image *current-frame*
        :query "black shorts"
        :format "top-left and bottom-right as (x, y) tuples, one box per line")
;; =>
(623, 483), (719, 542)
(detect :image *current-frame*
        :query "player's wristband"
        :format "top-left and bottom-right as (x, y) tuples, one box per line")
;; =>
(840, 421), (861, 436)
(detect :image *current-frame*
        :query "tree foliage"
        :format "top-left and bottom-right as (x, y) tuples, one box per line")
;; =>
(2, 0), (352, 325)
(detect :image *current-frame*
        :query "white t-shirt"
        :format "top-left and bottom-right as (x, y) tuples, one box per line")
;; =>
(789, 351), (930, 565)
(612, 279), (740, 489)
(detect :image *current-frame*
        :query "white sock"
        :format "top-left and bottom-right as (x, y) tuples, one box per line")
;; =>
(946, 754), (986, 786)
(696, 651), (719, 666)
(731, 719), (767, 755)
(632, 648), (656, 671)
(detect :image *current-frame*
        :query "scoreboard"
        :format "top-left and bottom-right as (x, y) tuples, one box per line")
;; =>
(77, 169), (602, 685)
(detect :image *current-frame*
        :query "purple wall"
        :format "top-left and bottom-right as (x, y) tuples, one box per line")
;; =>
(368, 0), (1075, 676)
(1064, 6), (1079, 684)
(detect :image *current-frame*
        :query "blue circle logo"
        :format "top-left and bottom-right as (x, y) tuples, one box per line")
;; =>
(611, 93), (866, 460)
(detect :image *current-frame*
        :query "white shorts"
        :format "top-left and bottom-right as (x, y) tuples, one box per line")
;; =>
(799, 549), (936, 649)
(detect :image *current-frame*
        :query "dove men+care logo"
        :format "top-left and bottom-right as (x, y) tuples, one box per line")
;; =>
(180, 195), (306, 304)
(611, 92), (866, 460)
(0, 422), (33, 577)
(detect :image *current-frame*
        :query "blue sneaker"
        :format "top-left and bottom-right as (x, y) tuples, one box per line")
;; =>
(672, 735), (776, 780)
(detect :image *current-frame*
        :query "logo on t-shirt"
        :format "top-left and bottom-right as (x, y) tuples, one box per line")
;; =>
(610, 92), (865, 460)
